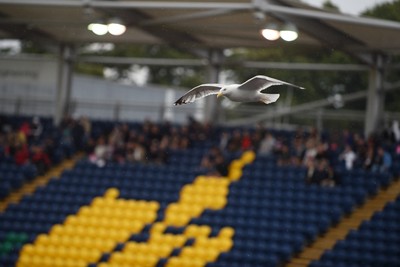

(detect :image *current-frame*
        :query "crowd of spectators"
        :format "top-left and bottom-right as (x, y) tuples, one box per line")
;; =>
(213, 122), (399, 186)
(87, 117), (213, 167)
(1, 114), (399, 185)
(0, 115), (51, 175)
(0, 115), (90, 175)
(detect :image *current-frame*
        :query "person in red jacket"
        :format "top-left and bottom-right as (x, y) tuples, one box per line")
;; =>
(31, 145), (51, 175)
(14, 142), (30, 166)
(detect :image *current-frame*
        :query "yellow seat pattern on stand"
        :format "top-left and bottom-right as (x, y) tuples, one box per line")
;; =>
(164, 176), (230, 226)
(17, 188), (159, 267)
(168, 227), (234, 266)
(17, 151), (256, 267)
(101, 151), (255, 267)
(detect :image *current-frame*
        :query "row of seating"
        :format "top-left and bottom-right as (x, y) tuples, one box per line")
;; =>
(0, 115), (73, 200)
(310, 196), (400, 267)
(0, 163), (37, 200)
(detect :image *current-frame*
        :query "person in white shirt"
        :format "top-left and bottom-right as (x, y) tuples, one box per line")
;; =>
(339, 144), (357, 170)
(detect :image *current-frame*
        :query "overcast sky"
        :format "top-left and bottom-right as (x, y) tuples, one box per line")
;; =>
(302, 0), (392, 15)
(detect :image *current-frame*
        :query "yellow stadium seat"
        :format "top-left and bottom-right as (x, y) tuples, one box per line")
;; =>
(219, 227), (235, 238)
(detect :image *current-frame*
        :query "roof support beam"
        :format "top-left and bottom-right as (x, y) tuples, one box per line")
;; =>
(78, 56), (207, 66)
(54, 44), (74, 126)
(204, 49), (224, 123)
(78, 55), (369, 71)
(242, 61), (368, 71)
(364, 54), (385, 137)
(140, 9), (236, 26)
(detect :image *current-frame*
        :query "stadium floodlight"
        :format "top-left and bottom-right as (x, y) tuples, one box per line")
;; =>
(88, 23), (108, 36)
(108, 18), (126, 36)
(260, 23), (280, 41)
(280, 23), (298, 42)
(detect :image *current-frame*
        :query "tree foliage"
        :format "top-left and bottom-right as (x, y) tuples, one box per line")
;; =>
(362, 0), (400, 21)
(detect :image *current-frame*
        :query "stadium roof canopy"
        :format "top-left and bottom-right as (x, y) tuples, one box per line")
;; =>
(1, 0), (400, 57)
(1, 0), (400, 134)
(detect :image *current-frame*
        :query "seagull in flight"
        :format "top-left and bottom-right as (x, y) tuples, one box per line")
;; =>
(174, 75), (305, 106)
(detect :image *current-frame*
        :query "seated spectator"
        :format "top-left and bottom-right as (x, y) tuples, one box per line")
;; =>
(303, 138), (318, 166)
(372, 146), (392, 173)
(227, 130), (242, 153)
(291, 136), (305, 159)
(60, 117), (74, 157)
(364, 145), (375, 170)
(219, 131), (230, 151)
(14, 142), (30, 166)
(339, 144), (357, 170)
(201, 146), (228, 176)
(126, 141), (146, 163)
(89, 137), (109, 167)
(19, 121), (31, 143)
(277, 144), (291, 166)
(30, 116), (43, 142)
(201, 146), (222, 169)
(71, 118), (85, 151)
(241, 131), (252, 151)
(315, 142), (329, 161)
(31, 145), (51, 175)
(353, 134), (367, 167)
(112, 142), (126, 164)
(307, 159), (335, 187)
(258, 132), (276, 156)
(147, 140), (168, 164)
(214, 154), (229, 177)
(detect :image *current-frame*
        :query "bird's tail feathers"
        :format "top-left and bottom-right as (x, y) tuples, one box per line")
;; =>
(260, 93), (280, 104)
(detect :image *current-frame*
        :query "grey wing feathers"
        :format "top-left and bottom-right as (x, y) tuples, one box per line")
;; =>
(238, 75), (305, 91)
(174, 84), (222, 105)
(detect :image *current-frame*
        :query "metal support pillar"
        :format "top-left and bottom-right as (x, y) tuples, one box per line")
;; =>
(204, 49), (223, 123)
(364, 54), (385, 137)
(55, 44), (74, 125)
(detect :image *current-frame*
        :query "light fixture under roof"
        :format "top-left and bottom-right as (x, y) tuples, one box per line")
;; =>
(88, 22), (108, 36)
(260, 22), (299, 42)
(280, 23), (298, 42)
(260, 23), (280, 41)
(88, 18), (126, 36)
(107, 18), (126, 36)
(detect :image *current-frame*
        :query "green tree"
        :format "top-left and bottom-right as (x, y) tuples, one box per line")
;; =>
(322, 0), (340, 12)
(362, 0), (400, 21)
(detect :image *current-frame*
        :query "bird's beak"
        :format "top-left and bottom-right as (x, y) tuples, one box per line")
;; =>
(217, 92), (223, 98)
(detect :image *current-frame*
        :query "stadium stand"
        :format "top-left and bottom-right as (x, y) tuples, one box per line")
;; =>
(0, 115), (80, 201)
(0, 115), (399, 267)
(309, 196), (400, 267)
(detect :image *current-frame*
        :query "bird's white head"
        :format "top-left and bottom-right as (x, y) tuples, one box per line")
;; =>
(217, 86), (234, 98)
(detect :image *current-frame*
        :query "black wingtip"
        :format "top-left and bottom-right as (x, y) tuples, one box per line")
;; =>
(174, 98), (184, 106)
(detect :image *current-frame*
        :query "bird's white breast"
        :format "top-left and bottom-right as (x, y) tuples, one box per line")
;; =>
(226, 84), (259, 102)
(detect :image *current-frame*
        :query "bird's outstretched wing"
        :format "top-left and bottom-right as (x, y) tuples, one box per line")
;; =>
(174, 84), (223, 105)
(238, 75), (305, 91)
